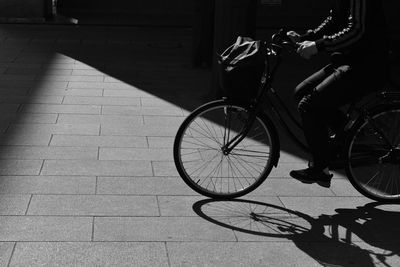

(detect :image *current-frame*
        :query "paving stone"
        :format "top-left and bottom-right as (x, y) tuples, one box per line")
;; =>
(0, 133), (52, 146)
(140, 98), (182, 108)
(0, 113), (57, 124)
(34, 82), (69, 91)
(99, 148), (171, 161)
(143, 116), (184, 126)
(0, 104), (20, 113)
(94, 217), (236, 242)
(5, 68), (39, 75)
(41, 160), (153, 176)
(0, 160), (42, 175)
(0, 194), (31, 215)
(46, 63), (95, 70)
(57, 114), (143, 125)
(0, 146), (98, 160)
(0, 63), (41, 69)
(50, 135), (147, 147)
(32, 88), (103, 97)
(103, 89), (154, 97)
(269, 163), (308, 178)
(97, 176), (195, 195)
(0, 87), (30, 96)
(167, 242), (320, 267)
(1, 96), (63, 104)
(38, 75), (104, 82)
(0, 175), (95, 194)
(0, 216), (92, 241)
(0, 80), (33, 88)
(147, 137), (174, 148)
(63, 96), (141, 106)
(27, 195), (159, 216)
(20, 104), (101, 114)
(104, 76), (131, 83)
(278, 150), (309, 163)
(71, 70), (106, 77)
(152, 161), (179, 176)
(0, 242), (14, 267)
(102, 106), (184, 116)
(6, 124), (100, 135)
(329, 179), (365, 196)
(10, 242), (168, 267)
(0, 74), (36, 81)
(38, 56), (75, 64)
(247, 178), (335, 197)
(100, 124), (178, 136)
(0, 113), (52, 124)
(39, 69), (73, 76)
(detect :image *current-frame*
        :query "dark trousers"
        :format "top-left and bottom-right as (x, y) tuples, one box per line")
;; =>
(294, 63), (384, 170)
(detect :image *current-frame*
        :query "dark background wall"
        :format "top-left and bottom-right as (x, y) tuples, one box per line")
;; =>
(0, 0), (398, 32)
(0, 0), (44, 18)
(57, 0), (330, 27)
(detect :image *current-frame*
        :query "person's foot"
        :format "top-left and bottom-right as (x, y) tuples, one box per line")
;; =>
(290, 167), (333, 188)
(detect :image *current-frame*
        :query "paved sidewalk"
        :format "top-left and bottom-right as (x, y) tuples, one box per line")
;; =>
(0, 24), (399, 266)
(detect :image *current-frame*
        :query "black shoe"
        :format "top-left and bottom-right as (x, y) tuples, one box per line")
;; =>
(290, 167), (333, 188)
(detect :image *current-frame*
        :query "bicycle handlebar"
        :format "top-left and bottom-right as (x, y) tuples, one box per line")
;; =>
(270, 29), (299, 53)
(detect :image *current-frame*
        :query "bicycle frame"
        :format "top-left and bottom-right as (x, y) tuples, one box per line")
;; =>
(222, 37), (400, 157)
(222, 43), (310, 154)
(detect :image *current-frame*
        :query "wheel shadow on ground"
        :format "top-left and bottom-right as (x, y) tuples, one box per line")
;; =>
(193, 199), (400, 266)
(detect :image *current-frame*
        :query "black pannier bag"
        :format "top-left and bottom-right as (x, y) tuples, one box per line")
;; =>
(218, 36), (266, 101)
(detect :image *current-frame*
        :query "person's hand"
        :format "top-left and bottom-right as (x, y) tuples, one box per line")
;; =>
(297, 41), (318, 59)
(286, 31), (301, 43)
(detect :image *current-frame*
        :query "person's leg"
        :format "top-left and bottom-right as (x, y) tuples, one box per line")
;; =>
(294, 64), (333, 104)
(291, 65), (363, 187)
(294, 64), (347, 135)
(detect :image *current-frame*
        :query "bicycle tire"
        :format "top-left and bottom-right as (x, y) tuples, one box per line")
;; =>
(173, 99), (279, 199)
(345, 103), (400, 203)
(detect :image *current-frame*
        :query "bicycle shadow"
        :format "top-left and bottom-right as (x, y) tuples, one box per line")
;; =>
(193, 199), (400, 266)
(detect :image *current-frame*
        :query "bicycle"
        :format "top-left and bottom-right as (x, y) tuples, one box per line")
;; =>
(173, 30), (400, 203)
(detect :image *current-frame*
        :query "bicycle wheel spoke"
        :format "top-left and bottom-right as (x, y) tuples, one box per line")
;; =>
(182, 137), (219, 150)
(203, 155), (224, 191)
(230, 152), (267, 169)
(201, 117), (223, 147)
(228, 154), (259, 184)
(226, 157), (249, 189)
(187, 152), (221, 177)
(188, 122), (222, 146)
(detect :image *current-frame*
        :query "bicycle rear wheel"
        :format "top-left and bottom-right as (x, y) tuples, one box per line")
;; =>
(173, 99), (279, 199)
(345, 104), (400, 203)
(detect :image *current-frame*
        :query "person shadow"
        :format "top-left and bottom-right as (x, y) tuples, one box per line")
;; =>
(193, 199), (400, 266)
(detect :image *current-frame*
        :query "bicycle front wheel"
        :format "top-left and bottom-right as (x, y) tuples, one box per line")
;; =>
(345, 104), (400, 203)
(173, 100), (279, 199)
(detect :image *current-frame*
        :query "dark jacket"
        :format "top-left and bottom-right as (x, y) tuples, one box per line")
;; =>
(301, 0), (388, 64)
